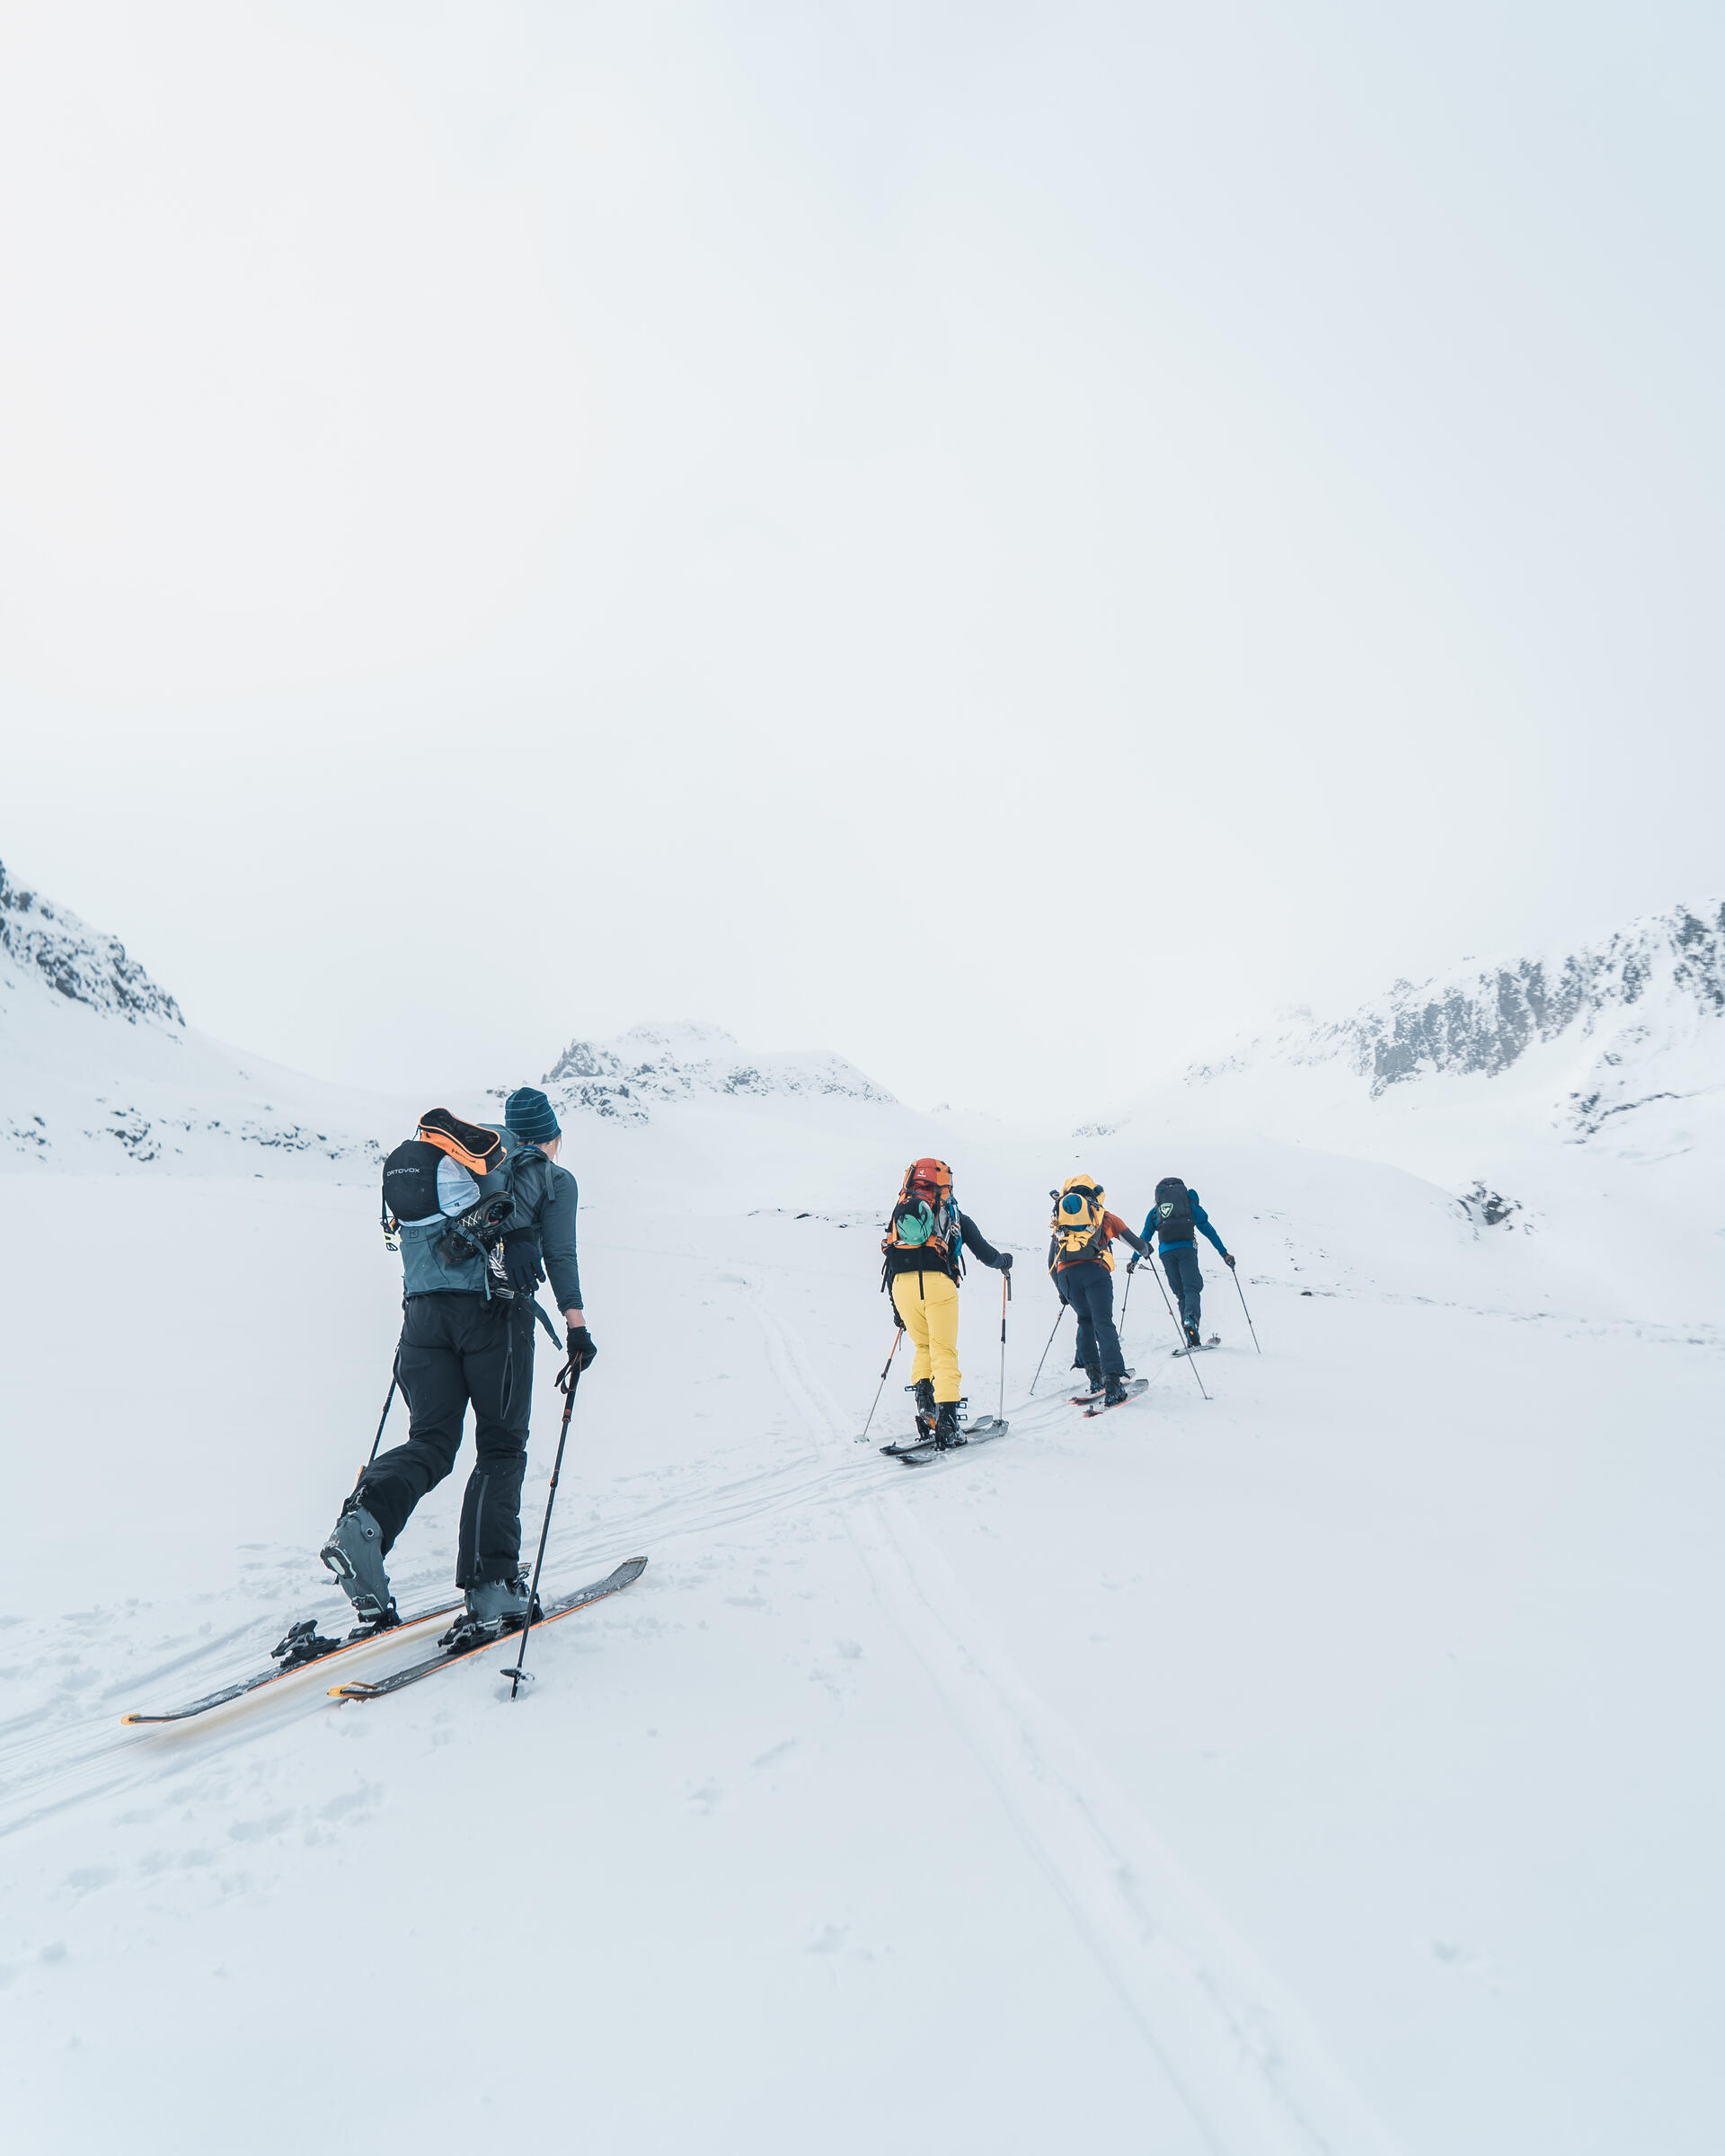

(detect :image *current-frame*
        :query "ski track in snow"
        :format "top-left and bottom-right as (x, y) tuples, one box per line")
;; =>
(741, 1268), (1405, 2156)
(0, 1348), (1117, 1838)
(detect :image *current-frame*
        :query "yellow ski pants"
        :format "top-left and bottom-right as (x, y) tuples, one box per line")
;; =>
(891, 1268), (962, 1403)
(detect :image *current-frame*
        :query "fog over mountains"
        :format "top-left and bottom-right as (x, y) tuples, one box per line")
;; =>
(0, 859), (895, 1171)
(5, 854), (1722, 1225)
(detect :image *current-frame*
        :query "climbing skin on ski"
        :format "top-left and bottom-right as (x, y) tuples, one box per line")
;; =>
(120, 1601), (458, 1725)
(1083, 1378), (1149, 1418)
(329, 1557), (647, 1701)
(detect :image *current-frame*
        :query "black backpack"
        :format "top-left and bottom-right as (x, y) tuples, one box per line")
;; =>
(1154, 1177), (1194, 1241)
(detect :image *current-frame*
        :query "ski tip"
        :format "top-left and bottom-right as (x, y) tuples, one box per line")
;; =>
(119, 1712), (144, 1726)
(617, 1555), (649, 1583)
(329, 1682), (377, 1700)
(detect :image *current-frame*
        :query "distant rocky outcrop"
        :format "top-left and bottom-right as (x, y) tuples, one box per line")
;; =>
(540, 1021), (896, 1125)
(0, 859), (184, 1026)
(1188, 900), (1725, 1142)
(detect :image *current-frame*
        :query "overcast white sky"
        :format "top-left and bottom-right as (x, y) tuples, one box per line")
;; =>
(4, 1), (1721, 1118)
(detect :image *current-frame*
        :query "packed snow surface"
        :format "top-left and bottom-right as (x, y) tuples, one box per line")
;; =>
(4, 877), (1723, 2153)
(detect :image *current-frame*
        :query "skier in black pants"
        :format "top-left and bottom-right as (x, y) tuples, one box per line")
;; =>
(321, 1087), (597, 1648)
(1048, 1174), (1150, 1407)
(1131, 1176), (1234, 1349)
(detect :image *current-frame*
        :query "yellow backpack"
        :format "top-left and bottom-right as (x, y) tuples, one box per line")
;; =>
(1048, 1173), (1110, 1268)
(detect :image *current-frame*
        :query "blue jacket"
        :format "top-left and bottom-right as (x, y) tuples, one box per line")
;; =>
(1138, 1189), (1228, 1259)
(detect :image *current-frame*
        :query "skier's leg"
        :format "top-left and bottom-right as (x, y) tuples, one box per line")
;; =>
(355, 1298), (469, 1554)
(891, 1274), (934, 1386)
(1170, 1249), (1203, 1331)
(1067, 1265), (1123, 1378)
(921, 1272), (963, 1402)
(1064, 1272), (1099, 1383)
(456, 1300), (533, 1588)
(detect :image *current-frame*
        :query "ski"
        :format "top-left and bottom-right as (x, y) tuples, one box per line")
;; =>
(1172, 1336), (1221, 1357)
(884, 1418), (1011, 1468)
(1083, 1378), (1149, 1418)
(1069, 1367), (1136, 1405)
(121, 1599), (460, 1725)
(330, 1557), (647, 1701)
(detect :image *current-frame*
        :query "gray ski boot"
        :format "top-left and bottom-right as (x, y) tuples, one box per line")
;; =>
(319, 1498), (398, 1630)
(912, 1376), (936, 1439)
(438, 1576), (532, 1651)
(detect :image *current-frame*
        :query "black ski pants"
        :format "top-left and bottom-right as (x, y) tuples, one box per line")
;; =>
(1059, 1261), (1127, 1381)
(1161, 1246), (1203, 1331)
(358, 1293), (535, 1588)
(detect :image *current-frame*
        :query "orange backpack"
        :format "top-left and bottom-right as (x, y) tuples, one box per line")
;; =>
(881, 1158), (962, 1274)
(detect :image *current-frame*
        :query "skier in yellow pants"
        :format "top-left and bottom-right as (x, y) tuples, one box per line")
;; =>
(880, 1157), (1012, 1450)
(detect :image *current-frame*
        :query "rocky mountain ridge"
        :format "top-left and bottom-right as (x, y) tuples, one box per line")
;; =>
(540, 1021), (896, 1125)
(0, 858), (184, 1026)
(1190, 899), (1725, 1142)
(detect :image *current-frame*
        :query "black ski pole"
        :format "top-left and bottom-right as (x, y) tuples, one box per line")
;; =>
(1030, 1303), (1067, 1393)
(1228, 1260), (1261, 1354)
(854, 1326), (906, 1445)
(502, 1356), (582, 1700)
(1146, 1251), (1209, 1400)
(1119, 1264), (1134, 1347)
(356, 1366), (398, 1484)
(998, 1268), (1012, 1424)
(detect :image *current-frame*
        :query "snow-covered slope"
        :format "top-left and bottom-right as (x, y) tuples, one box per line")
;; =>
(4, 871), (1723, 2156)
(1109, 900), (1725, 1333)
(0, 857), (389, 1175)
(1191, 898), (1725, 1141)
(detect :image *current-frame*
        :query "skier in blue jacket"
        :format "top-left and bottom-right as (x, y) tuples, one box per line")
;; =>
(1130, 1176), (1234, 1348)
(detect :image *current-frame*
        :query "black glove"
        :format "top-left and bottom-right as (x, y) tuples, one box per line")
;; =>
(565, 1324), (598, 1373)
(996, 1251), (1013, 1272)
(1126, 1257), (1139, 1274)
(501, 1229), (544, 1296)
(1224, 1252), (1236, 1269)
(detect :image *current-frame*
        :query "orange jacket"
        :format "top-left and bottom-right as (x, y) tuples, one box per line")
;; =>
(1051, 1209), (1149, 1275)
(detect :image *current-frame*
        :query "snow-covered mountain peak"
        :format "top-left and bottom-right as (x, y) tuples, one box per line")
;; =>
(0, 858), (183, 1026)
(1190, 898), (1725, 1139)
(541, 1020), (896, 1124)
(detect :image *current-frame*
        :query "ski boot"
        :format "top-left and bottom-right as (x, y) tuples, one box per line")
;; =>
(1184, 1322), (1201, 1350)
(933, 1401), (967, 1451)
(438, 1576), (533, 1651)
(1102, 1374), (1130, 1407)
(1085, 1365), (1103, 1396)
(912, 1376), (936, 1441)
(320, 1497), (399, 1630)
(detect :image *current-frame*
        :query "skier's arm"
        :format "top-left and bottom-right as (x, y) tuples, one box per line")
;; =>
(535, 1164), (587, 1319)
(959, 1213), (1011, 1269)
(1190, 1195), (1228, 1258)
(1107, 1211), (1149, 1263)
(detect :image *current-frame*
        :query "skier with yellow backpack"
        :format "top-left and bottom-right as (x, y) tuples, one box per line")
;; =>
(880, 1157), (1013, 1450)
(1048, 1173), (1151, 1410)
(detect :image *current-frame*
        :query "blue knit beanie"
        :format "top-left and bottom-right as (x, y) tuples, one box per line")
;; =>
(504, 1086), (562, 1145)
